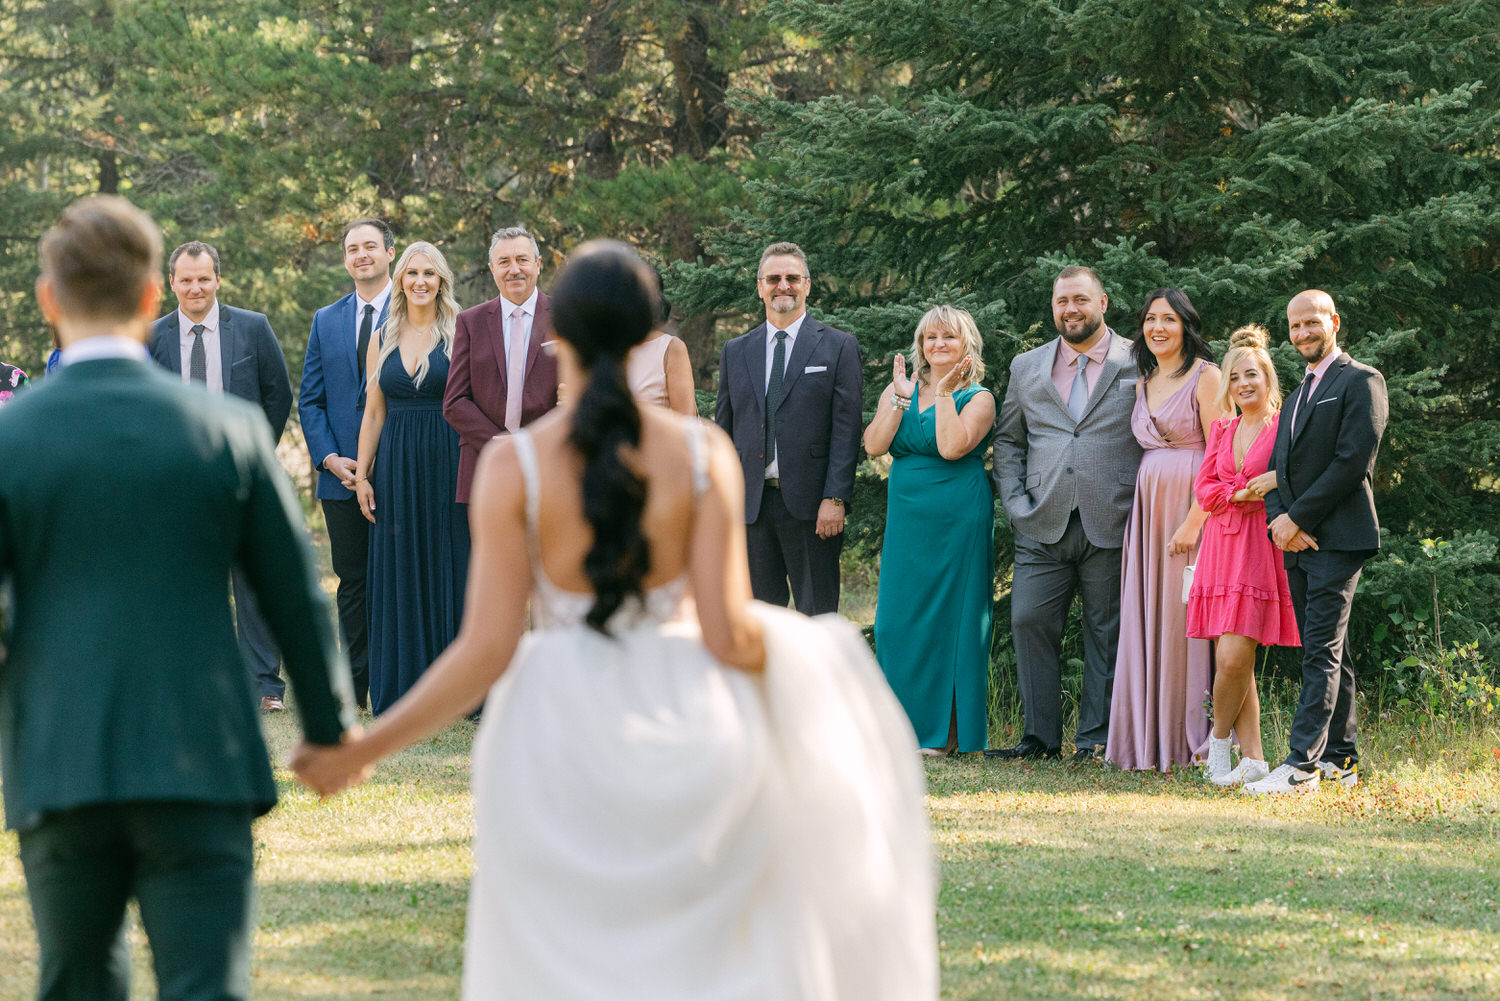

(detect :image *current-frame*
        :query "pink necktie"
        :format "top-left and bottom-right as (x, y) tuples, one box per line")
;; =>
(505, 306), (529, 432)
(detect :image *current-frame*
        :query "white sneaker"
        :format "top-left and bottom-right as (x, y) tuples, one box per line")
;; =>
(1205, 735), (1233, 782)
(1210, 756), (1269, 787)
(1243, 762), (1320, 795)
(1318, 759), (1359, 787)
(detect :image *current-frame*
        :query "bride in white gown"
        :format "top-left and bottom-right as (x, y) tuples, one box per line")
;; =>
(293, 240), (936, 1001)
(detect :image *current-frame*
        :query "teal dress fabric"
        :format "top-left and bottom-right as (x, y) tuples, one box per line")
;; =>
(873, 384), (995, 751)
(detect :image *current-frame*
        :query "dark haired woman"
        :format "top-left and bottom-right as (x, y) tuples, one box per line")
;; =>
(1105, 288), (1226, 771)
(293, 241), (935, 1000)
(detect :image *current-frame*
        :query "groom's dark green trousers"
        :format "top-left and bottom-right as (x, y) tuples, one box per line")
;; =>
(18, 802), (255, 1001)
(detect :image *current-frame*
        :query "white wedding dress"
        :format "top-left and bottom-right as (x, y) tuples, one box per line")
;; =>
(461, 419), (936, 1001)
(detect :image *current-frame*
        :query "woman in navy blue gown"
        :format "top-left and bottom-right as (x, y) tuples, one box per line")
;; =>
(354, 241), (470, 714)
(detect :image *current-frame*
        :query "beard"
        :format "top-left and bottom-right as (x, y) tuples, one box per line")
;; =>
(1295, 333), (1334, 364)
(1056, 313), (1102, 345)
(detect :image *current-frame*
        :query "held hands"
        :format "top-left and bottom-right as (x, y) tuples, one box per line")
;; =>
(815, 498), (846, 539)
(891, 354), (916, 399)
(1269, 513), (1318, 552)
(290, 729), (374, 798)
(325, 455), (358, 489)
(355, 478), (376, 524)
(1230, 472), (1278, 505)
(1167, 519), (1201, 558)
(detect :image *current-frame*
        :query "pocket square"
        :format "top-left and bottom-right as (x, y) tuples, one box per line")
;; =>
(804, 365), (828, 373)
(1315, 396), (1338, 406)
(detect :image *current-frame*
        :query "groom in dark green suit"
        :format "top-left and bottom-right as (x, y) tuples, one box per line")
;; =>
(0, 196), (356, 1001)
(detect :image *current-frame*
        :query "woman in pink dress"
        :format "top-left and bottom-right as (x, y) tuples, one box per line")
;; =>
(1187, 325), (1300, 786)
(1106, 288), (1225, 771)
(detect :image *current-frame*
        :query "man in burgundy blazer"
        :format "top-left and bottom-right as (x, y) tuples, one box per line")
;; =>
(443, 225), (560, 502)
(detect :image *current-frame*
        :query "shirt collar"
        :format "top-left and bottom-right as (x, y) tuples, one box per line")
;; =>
(767, 312), (807, 342)
(60, 335), (151, 367)
(357, 282), (393, 314)
(1057, 328), (1113, 368)
(178, 302), (220, 336)
(502, 288), (540, 318)
(1305, 347), (1342, 381)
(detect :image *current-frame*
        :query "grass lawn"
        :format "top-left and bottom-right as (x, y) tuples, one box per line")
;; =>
(2, 708), (1497, 1000)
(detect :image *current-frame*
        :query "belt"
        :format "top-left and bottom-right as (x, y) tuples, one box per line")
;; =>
(764, 477), (780, 490)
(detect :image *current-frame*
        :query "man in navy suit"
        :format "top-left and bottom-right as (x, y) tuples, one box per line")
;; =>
(1247, 289), (1387, 795)
(298, 219), (395, 710)
(149, 241), (294, 711)
(714, 241), (863, 614)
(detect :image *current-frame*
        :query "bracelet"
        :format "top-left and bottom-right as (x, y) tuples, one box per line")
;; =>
(891, 393), (911, 411)
(354, 475), (369, 483)
(935, 389), (954, 399)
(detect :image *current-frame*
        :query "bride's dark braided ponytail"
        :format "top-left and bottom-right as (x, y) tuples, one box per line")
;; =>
(550, 241), (661, 633)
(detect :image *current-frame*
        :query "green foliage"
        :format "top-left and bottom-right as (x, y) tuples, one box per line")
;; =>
(0, 0), (880, 388)
(677, 0), (1500, 685)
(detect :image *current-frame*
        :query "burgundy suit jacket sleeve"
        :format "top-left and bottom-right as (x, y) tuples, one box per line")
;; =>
(444, 308), (502, 449)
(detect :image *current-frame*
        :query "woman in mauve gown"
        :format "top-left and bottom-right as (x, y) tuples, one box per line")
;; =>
(1106, 287), (1225, 771)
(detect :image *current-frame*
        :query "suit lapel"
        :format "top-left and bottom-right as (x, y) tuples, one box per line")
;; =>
(1292, 353), (1348, 443)
(1080, 329), (1128, 421)
(741, 322), (768, 417)
(217, 303), (238, 390)
(1040, 338), (1069, 415)
(522, 293), (550, 380)
(161, 311), (184, 373)
(341, 294), (361, 382)
(484, 296), (508, 396)
(775, 319), (821, 411)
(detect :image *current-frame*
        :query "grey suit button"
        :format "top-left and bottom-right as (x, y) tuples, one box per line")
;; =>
(1073, 431), (1080, 438)
(1065, 466), (1074, 474)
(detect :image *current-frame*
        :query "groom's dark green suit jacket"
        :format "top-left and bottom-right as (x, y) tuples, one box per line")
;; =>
(0, 356), (351, 833)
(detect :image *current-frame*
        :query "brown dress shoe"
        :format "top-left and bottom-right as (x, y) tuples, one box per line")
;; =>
(260, 696), (285, 713)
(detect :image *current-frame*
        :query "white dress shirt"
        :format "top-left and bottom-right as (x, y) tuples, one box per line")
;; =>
(177, 302), (224, 393)
(763, 311), (807, 478)
(354, 282), (393, 355)
(59, 336), (151, 367)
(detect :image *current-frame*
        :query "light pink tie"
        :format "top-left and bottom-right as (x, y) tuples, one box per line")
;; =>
(504, 305), (529, 432)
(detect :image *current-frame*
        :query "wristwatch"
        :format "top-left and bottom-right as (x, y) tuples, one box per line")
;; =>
(826, 497), (845, 507)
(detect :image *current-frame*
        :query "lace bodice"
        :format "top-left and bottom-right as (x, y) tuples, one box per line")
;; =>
(513, 417), (710, 631)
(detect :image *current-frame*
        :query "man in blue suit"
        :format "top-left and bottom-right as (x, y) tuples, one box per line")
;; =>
(149, 241), (294, 711)
(299, 219), (396, 710)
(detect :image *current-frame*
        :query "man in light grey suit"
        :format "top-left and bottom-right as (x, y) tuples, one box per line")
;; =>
(989, 266), (1143, 761)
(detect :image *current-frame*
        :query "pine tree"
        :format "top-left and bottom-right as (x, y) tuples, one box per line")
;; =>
(677, 0), (1500, 660)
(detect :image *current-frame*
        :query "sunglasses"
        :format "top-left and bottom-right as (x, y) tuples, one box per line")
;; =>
(760, 274), (805, 287)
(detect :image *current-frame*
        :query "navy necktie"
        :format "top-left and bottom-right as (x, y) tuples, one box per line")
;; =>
(765, 330), (788, 463)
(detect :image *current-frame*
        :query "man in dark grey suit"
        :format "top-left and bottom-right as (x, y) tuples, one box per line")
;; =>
(714, 242), (863, 614)
(149, 241), (294, 712)
(1247, 289), (1387, 794)
(989, 266), (1143, 761)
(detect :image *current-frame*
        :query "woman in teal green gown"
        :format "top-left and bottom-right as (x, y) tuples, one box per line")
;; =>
(865, 306), (996, 755)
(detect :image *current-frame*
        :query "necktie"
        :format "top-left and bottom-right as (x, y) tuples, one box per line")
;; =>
(765, 330), (788, 464)
(356, 303), (374, 408)
(189, 324), (207, 383)
(1291, 373), (1314, 434)
(504, 306), (529, 433)
(1067, 354), (1090, 421)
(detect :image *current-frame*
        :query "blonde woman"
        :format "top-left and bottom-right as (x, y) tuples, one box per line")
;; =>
(865, 305), (996, 755)
(1187, 325), (1301, 785)
(354, 242), (470, 713)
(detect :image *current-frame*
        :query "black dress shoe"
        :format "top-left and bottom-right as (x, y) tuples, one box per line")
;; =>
(1072, 745), (1103, 764)
(984, 736), (1061, 760)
